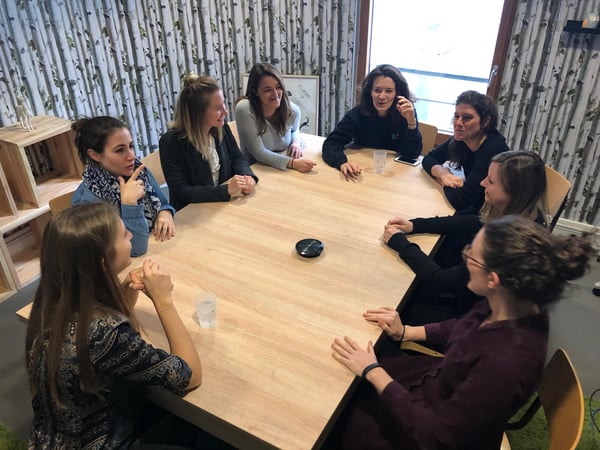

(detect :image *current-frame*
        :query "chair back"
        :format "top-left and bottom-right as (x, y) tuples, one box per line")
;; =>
(228, 120), (240, 147)
(540, 348), (584, 450)
(141, 150), (165, 186)
(419, 122), (438, 155)
(49, 191), (74, 215)
(504, 348), (584, 450)
(401, 345), (584, 450)
(400, 340), (444, 357)
(544, 165), (571, 230)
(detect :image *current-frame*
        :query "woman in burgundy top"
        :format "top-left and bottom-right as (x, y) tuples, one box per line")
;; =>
(330, 215), (594, 450)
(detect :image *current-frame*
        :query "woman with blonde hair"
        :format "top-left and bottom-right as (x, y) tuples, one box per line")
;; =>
(26, 202), (202, 449)
(235, 62), (316, 172)
(160, 73), (257, 210)
(384, 150), (549, 320)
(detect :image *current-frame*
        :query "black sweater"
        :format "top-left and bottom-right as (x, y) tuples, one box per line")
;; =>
(322, 106), (422, 169)
(421, 130), (509, 211)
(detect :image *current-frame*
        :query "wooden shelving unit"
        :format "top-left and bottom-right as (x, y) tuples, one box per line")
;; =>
(0, 115), (83, 299)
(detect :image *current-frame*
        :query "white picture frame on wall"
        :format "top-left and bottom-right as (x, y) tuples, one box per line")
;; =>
(241, 74), (319, 135)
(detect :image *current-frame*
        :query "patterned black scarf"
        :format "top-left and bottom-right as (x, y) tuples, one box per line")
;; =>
(82, 159), (162, 230)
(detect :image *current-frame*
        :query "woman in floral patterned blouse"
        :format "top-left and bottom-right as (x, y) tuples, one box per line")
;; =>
(25, 202), (202, 449)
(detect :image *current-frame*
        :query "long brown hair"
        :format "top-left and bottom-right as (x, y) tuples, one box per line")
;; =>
(243, 62), (291, 136)
(25, 203), (137, 405)
(479, 151), (549, 223)
(170, 73), (223, 157)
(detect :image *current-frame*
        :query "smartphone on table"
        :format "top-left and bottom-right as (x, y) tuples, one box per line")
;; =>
(394, 155), (422, 166)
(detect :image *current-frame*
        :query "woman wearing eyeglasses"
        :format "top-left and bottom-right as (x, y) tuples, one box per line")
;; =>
(422, 90), (509, 213)
(383, 150), (548, 321)
(329, 215), (594, 450)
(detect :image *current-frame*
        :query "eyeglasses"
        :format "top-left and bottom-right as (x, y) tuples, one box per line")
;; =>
(462, 244), (488, 270)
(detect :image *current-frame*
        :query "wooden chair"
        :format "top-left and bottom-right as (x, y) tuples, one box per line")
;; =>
(141, 150), (165, 186)
(419, 122), (438, 155)
(228, 120), (240, 147)
(502, 348), (585, 450)
(545, 165), (572, 231)
(400, 340), (444, 357)
(48, 191), (74, 215)
(401, 343), (584, 450)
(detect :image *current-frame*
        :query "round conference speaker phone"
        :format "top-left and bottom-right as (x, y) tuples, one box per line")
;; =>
(295, 238), (324, 258)
(394, 155), (422, 166)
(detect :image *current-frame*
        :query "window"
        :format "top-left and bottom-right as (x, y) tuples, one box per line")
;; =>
(367, 0), (506, 132)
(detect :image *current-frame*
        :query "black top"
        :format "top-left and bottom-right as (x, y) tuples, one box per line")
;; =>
(387, 214), (482, 295)
(421, 129), (509, 211)
(159, 123), (257, 210)
(321, 106), (422, 169)
(387, 211), (547, 313)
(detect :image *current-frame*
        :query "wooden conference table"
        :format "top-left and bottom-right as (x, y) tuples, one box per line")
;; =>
(129, 134), (453, 449)
(19, 134), (452, 449)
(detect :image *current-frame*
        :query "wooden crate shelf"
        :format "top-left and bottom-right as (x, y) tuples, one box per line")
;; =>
(0, 237), (17, 300)
(0, 115), (82, 210)
(0, 115), (82, 299)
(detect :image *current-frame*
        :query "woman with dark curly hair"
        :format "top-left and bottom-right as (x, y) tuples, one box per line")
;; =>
(322, 64), (423, 180)
(422, 90), (509, 213)
(330, 215), (594, 450)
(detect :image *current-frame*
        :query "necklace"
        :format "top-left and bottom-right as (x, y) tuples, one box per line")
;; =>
(207, 135), (221, 185)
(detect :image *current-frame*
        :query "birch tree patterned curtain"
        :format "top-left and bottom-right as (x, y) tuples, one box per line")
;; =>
(0, 0), (356, 153)
(496, 0), (600, 225)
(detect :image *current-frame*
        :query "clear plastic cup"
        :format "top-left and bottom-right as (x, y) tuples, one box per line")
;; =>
(373, 150), (387, 174)
(195, 291), (216, 328)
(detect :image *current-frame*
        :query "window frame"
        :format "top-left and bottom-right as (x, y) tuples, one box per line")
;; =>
(355, 0), (518, 109)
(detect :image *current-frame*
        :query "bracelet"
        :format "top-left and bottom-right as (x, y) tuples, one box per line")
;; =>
(407, 122), (417, 128)
(399, 325), (406, 343)
(156, 304), (175, 314)
(361, 362), (382, 378)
